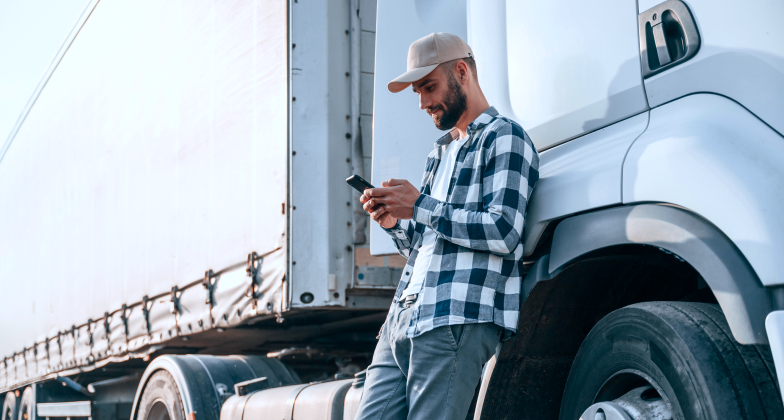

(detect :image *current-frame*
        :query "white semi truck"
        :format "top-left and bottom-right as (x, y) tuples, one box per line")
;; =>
(2, 0), (784, 419)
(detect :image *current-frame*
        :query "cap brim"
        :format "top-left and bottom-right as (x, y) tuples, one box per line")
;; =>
(387, 63), (439, 93)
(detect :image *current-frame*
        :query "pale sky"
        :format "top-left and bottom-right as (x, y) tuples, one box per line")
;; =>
(0, 0), (91, 154)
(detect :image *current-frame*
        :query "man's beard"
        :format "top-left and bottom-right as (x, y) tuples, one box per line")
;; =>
(428, 72), (467, 131)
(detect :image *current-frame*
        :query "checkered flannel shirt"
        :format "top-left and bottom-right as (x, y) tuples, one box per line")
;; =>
(383, 107), (539, 340)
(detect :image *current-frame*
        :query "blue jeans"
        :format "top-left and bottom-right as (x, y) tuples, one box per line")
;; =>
(354, 298), (501, 420)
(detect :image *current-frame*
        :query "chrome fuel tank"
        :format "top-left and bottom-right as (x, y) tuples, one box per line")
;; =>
(221, 375), (365, 420)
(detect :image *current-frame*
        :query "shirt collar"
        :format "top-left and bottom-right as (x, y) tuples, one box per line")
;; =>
(434, 106), (498, 147)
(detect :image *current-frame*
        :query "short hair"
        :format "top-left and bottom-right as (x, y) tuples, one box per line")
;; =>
(441, 57), (478, 82)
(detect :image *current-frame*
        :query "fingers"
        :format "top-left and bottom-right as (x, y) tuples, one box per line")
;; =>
(365, 188), (384, 197)
(365, 187), (391, 197)
(370, 206), (388, 221)
(375, 179), (410, 191)
(359, 193), (369, 203)
(362, 197), (385, 213)
(362, 196), (388, 219)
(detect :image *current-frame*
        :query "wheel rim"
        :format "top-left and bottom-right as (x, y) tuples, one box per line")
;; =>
(583, 369), (674, 420)
(147, 399), (172, 420)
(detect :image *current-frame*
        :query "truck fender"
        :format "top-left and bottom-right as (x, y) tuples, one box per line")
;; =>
(539, 204), (770, 345)
(130, 355), (299, 420)
(130, 356), (201, 420)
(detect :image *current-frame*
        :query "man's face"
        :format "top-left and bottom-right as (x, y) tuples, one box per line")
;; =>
(413, 65), (467, 131)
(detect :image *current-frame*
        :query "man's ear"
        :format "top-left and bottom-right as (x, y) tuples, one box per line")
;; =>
(457, 60), (469, 84)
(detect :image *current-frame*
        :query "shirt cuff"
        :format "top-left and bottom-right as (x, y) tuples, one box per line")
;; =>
(382, 221), (408, 240)
(412, 194), (439, 228)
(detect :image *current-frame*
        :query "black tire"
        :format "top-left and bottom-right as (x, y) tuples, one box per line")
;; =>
(137, 371), (186, 420)
(559, 302), (782, 420)
(2, 392), (18, 420)
(16, 388), (33, 420)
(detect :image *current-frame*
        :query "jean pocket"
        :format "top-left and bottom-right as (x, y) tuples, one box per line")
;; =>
(447, 324), (465, 350)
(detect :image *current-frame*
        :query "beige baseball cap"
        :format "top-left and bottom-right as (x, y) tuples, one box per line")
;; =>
(387, 32), (473, 93)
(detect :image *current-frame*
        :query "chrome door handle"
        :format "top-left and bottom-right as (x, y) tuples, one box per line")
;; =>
(651, 21), (672, 66)
(638, 0), (701, 78)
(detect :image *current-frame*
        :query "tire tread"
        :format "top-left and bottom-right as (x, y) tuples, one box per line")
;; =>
(671, 302), (753, 418)
(690, 302), (781, 419)
(560, 301), (783, 420)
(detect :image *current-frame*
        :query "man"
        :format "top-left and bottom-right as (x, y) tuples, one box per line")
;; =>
(355, 32), (539, 420)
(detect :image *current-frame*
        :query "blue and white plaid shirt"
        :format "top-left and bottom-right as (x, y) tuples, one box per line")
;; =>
(383, 107), (539, 340)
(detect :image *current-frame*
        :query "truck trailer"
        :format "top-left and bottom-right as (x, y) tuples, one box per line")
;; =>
(0, 0), (395, 418)
(2, 0), (784, 419)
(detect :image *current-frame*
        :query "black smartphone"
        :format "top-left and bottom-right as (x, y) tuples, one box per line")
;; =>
(346, 174), (374, 193)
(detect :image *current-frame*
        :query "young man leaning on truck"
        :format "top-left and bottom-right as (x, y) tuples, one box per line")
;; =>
(356, 32), (540, 420)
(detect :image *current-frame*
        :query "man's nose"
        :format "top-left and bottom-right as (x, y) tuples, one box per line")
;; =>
(419, 94), (430, 110)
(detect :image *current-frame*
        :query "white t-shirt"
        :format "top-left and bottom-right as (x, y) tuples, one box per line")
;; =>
(401, 133), (470, 298)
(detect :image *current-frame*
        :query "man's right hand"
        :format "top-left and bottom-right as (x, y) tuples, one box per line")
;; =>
(360, 181), (398, 229)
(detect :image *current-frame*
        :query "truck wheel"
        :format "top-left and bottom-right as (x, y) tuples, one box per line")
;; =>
(559, 302), (782, 420)
(3, 392), (18, 420)
(137, 371), (186, 420)
(16, 388), (33, 420)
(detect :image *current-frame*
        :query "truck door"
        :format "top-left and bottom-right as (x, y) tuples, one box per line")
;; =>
(501, 0), (649, 149)
(470, 0), (651, 255)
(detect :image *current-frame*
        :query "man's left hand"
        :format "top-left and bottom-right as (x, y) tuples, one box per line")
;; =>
(362, 179), (421, 220)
